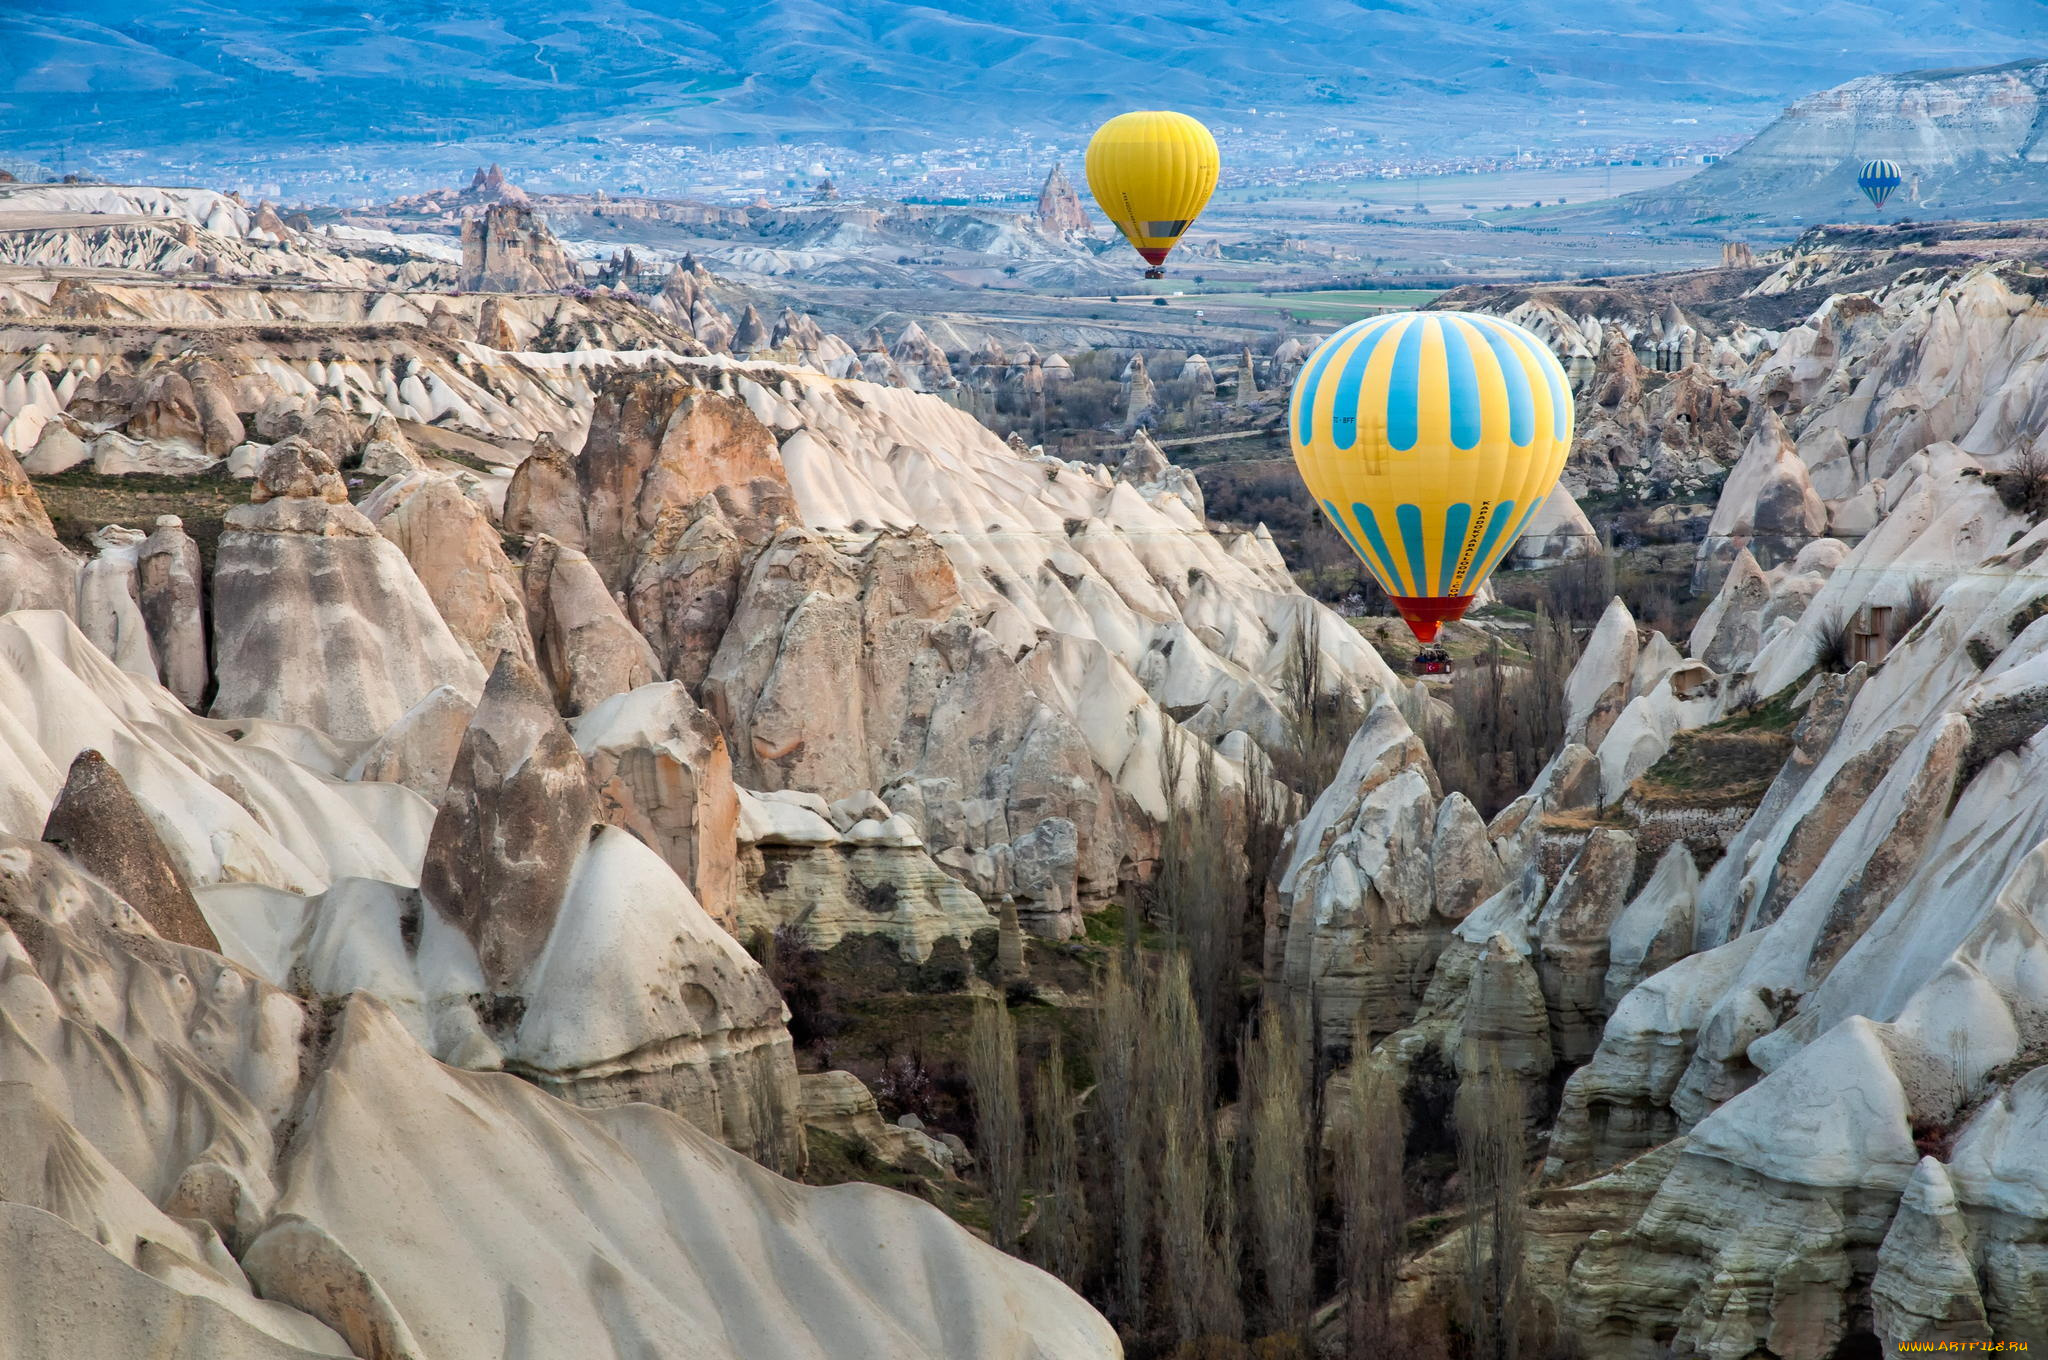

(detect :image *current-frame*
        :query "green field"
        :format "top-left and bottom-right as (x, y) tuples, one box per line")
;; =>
(1163, 287), (1444, 322)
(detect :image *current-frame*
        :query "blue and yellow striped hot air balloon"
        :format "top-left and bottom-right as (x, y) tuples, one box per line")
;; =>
(1858, 159), (1903, 209)
(1289, 311), (1574, 644)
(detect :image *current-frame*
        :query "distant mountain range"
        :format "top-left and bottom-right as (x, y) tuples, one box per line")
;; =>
(4, 1), (2045, 169)
(1591, 58), (2048, 230)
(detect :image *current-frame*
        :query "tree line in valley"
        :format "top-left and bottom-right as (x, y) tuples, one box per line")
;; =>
(962, 616), (1587, 1357)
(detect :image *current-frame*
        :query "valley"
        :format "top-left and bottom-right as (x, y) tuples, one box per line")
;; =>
(8, 35), (2048, 1360)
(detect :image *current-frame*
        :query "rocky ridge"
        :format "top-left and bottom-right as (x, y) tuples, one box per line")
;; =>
(0, 186), (1410, 1356)
(1300, 246), (2048, 1354)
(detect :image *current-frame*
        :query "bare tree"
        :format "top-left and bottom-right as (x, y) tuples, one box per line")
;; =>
(1276, 611), (1361, 798)
(969, 999), (1025, 1252)
(1457, 1049), (1528, 1360)
(1341, 1056), (1407, 1357)
(1031, 1044), (1089, 1286)
(1246, 1001), (1315, 1353)
(1208, 1114), (1246, 1348)
(1158, 730), (1241, 1085)
(1148, 953), (1246, 1346)
(1426, 611), (1577, 819)
(1094, 954), (1146, 1328)
(1150, 954), (1209, 1343)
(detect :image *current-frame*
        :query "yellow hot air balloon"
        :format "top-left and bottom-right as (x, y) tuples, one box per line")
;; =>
(1290, 311), (1575, 646)
(1085, 111), (1219, 279)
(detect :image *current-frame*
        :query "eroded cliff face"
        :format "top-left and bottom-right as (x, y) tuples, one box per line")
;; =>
(0, 399), (1124, 1355)
(0, 198), (1438, 1357)
(0, 833), (1116, 1360)
(1305, 255), (2048, 1355)
(28, 178), (2048, 1355)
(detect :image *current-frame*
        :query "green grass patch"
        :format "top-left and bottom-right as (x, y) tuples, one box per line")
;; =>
(1174, 288), (1443, 322)
(1078, 900), (1165, 952)
(32, 468), (249, 576)
(799, 1127), (994, 1236)
(800, 1127), (926, 1194)
(1630, 689), (1801, 805)
(1705, 683), (1806, 736)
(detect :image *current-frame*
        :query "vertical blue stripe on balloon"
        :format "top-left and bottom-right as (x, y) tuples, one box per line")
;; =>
(1351, 501), (1408, 596)
(1438, 502), (1473, 596)
(1482, 497), (1546, 580)
(1515, 326), (1571, 441)
(1329, 314), (1403, 452)
(1322, 498), (1393, 593)
(1460, 500), (1516, 592)
(1440, 319), (1482, 451)
(1395, 503), (1429, 598)
(1385, 317), (1427, 452)
(1293, 321), (1359, 446)
(1477, 323), (1536, 446)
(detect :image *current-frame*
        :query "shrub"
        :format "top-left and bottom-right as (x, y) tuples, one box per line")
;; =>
(1895, 577), (1941, 644)
(749, 924), (844, 1050)
(1809, 609), (1855, 673)
(1989, 445), (2048, 521)
(874, 1051), (939, 1125)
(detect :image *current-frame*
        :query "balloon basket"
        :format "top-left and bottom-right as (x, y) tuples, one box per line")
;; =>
(1410, 646), (1453, 677)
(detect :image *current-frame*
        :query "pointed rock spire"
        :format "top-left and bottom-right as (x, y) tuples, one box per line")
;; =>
(734, 305), (770, 354)
(42, 749), (220, 952)
(1036, 163), (1088, 235)
(421, 651), (602, 993)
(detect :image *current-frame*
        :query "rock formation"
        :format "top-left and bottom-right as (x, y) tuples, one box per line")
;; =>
(1121, 353), (1157, 428)
(574, 681), (741, 931)
(0, 828), (1114, 1359)
(1566, 324), (1747, 497)
(459, 203), (579, 292)
(210, 440), (485, 742)
(735, 786), (995, 961)
(503, 431), (587, 547)
(345, 683), (475, 804)
(137, 515), (207, 707)
(40, 748), (220, 950)
(1633, 58), (2048, 224)
(578, 373), (786, 586)
(0, 436), (76, 614)
(369, 473), (536, 674)
(1036, 163), (1088, 235)
(420, 651), (599, 991)
(75, 523), (155, 679)
(522, 535), (661, 716)
(1509, 484), (1600, 565)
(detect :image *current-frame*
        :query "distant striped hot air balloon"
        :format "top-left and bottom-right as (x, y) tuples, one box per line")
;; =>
(1085, 111), (1219, 278)
(1289, 311), (1575, 644)
(1858, 159), (1903, 209)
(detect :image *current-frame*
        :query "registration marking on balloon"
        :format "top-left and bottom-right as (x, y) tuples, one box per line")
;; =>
(1290, 311), (1575, 643)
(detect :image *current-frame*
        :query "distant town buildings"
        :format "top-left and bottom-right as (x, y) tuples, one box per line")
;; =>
(33, 120), (1742, 215)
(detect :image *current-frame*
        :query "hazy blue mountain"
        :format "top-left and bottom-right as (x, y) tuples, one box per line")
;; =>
(4, 1), (2044, 159)
(1589, 58), (2048, 229)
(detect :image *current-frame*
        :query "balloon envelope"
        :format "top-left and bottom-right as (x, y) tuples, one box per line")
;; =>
(1084, 111), (1219, 269)
(1289, 311), (1575, 643)
(1858, 159), (1903, 209)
